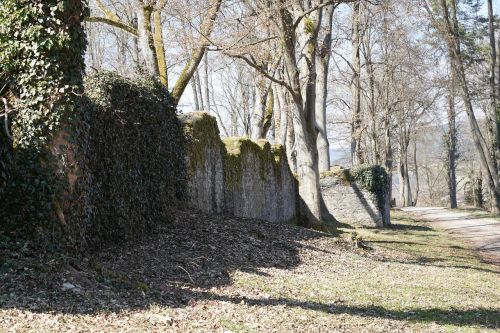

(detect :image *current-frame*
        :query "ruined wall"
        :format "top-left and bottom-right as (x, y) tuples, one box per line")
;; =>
(320, 167), (390, 227)
(179, 112), (225, 214)
(180, 112), (297, 223)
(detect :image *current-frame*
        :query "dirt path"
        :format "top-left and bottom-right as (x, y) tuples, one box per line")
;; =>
(401, 207), (500, 265)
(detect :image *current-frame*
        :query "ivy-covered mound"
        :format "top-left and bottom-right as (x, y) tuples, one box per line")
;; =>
(73, 73), (186, 249)
(0, 0), (86, 241)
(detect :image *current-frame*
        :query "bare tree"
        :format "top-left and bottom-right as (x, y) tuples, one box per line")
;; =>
(423, 0), (500, 213)
(87, 0), (222, 104)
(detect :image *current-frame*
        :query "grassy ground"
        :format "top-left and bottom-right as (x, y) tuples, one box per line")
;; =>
(0, 210), (499, 332)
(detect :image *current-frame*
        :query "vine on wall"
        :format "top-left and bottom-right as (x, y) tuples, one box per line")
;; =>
(0, 0), (86, 240)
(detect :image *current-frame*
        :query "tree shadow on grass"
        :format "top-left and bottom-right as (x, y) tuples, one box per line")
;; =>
(385, 223), (433, 232)
(0, 210), (326, 314)
(207, 293), (500, 329)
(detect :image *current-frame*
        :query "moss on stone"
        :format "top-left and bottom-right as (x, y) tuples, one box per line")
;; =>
(320, 165), (352, 185)
(180, 112), (222, 176)
(223, 137), (273, 183)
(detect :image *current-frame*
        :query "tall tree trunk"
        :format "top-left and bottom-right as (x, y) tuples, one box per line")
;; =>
(251, 73), (270, 140)
(152, 9), (168, 88)
(280, 10), (322, 225)
(444, 0), (500, 213)
(363, 28), (379, 164)
(191, 74), (200, 110)
(285, 104), (297, 173)
(195, 69), (204, 111)
(135, 4), (159, 76)
(351, 1), (363, 166)
(413, 136), (420, 206)
(446, 90), (458, 208)
(487, 0), (500, 162)
(204, 54), (210, 113)
(315, 5), (334, 172)
(383, 109), (393, 225)
(231, 108), (238, 136)
(275, 73), (289, 146)
(398, 137), (412, 207)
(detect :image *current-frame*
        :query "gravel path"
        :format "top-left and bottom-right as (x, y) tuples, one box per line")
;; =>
(401, 207), (500, 265)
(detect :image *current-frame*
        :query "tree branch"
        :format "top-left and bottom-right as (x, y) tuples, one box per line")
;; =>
(230, 54), (294, 94)
(170, 0), (223, 105)
(86, 16), (138, 37)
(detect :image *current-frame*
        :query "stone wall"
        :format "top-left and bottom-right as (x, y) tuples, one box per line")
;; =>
(180, 112), (297, 223)
(320, 168), (389, 227)
(179, 112), (225, 214)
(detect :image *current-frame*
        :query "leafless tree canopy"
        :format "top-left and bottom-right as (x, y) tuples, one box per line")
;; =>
(85, 0), (500, 216)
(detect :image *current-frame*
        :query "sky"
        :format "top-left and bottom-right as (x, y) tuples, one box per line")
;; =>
(481, 0), (500, 15)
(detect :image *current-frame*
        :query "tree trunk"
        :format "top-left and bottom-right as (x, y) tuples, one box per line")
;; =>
(315, 5), (334, 172)
(383, 110), (393, 225)
(275, 75), (289, 146)
(204, 53), (210, 113)
(447, 91), (458, 208)
(280, 9), (323, 225)
(443, 0), (500, 213)
(170, 0), (222, 104)
(291, 103), (322, 225)
(413, 136), (420, 206)
(195, 69), (204, 111)
(363, 28), (379, 164)
(152, 9), (168, 88)
(285, 104), (297, 173)
(398, 138), (412, 207)
(351, 1), (363, 166)
(135, 4), (159, 76)
(191, 74), (200, 110)
(251, 73), (270, 140)
(487, 0), (500, 162)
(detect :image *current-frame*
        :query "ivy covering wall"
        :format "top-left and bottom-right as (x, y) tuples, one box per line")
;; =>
(74, 73), (186, 249)
(0, 0), (86, 242)
(0, 1), (188, 250)
(350, 164), (389, 212)
(0, 0), (86, 149)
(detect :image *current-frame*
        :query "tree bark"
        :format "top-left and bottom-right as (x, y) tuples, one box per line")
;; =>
(351, 1), (363, 166)
(251, 73), (270, 140)
(446, 90), (458, 208)
(191, 73), (200, 111)
(487, 0), (500, 162)
(445, 0), (500, 213)
(363, 25), (379, 164)
(152, 9), (168, 88)
(413, 135), (420, 206)
(280, 6), (322, 225)
(204, 53), (210, 113)
(135, 3), (159, 76)
(315, 5), (334, 172)
(275, 72), (289, 146)
(195, 69), (204, 111)
(398, 135), (412, 207)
